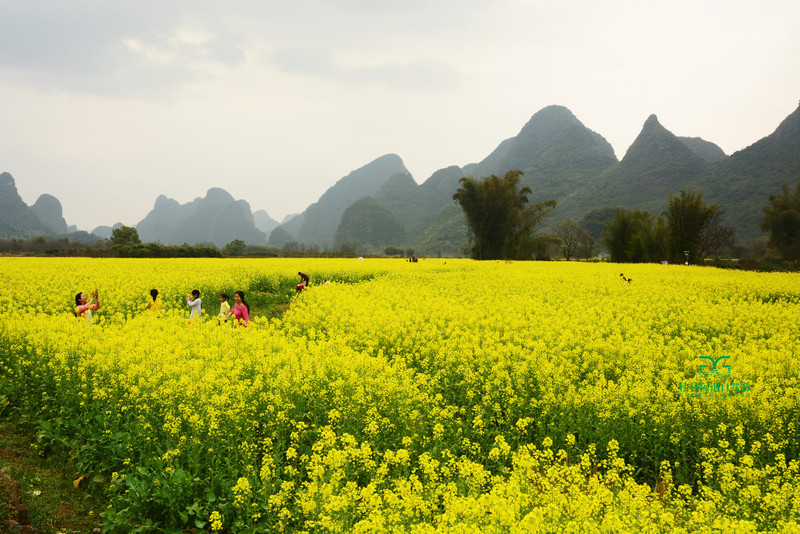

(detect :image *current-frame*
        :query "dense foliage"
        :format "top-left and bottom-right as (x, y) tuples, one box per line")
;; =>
(0, 236), (224, 258)
(760, 182), (800, 261)
(603, 190), (734, 264)
(109, 225), (142, 247)
(454, 170), (556, 260)
(664, 190), (734, 264)
(603, 209), (659, 263)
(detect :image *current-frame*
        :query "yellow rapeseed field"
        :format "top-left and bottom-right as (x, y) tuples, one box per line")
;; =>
(1, 257), (798, 533)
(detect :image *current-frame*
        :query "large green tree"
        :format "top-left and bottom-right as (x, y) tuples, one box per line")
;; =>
(603, 208), (659, 263)
(223, 239), (247, 256)
(760, 182), (800, 261)
(453, 170), (555, 260)
(110, 225), (141, 247)
(664, 189), (732, 264)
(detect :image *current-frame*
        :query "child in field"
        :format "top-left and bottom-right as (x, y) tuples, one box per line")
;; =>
(75, 289), (100, 324)
(218, 293), (231, 324)
(232, 291), (250, 326)
(186, 289), (202, 318)
(146, 289), (164, 317)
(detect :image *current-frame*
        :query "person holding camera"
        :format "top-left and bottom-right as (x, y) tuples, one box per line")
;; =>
(186, 289), (202, 319)
(75, 289), (100, 325)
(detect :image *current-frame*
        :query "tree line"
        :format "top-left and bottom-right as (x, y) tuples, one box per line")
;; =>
(0, 227), (364, 258)
(0, 228), (223, 258)
(602, 189), (734, 264)
(454, 170), (800, 266)
(4, 176), (798, 264)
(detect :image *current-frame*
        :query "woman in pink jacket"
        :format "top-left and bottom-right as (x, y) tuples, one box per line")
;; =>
(75, 289), (100, 324)
(232, 290), (250, 326)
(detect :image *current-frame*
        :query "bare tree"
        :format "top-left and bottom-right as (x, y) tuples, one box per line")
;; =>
(699, 208), (735, 260)
(553, 219), (591, 260)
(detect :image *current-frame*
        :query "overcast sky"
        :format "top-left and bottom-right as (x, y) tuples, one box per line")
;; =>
(1, 0), (798, 231)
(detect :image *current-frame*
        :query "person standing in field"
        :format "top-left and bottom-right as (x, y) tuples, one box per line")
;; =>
(186, 289), (202, 318)
(218, 293), (231, 324)
(232, 290), (250, 326)
(75, 289), (100, 324)
(146, 289), (163, 317)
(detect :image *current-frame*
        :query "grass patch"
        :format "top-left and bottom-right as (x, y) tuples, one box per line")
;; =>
(0, 417), (104, 533)
(200, 288), (295, 323)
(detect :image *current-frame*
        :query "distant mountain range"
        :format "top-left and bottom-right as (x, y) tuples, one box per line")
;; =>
(135, 188), (267, 247)
(2, 101), (799, 252)
(314, 103), (799, 252)
(0, 172), (96, 243)
(0, 173), (276, 248)
(550, 105), (800, 242)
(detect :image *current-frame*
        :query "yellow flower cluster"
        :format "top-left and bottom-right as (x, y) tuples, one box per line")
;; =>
(209, 510), (223, 532)
(1, 258), (798, 532)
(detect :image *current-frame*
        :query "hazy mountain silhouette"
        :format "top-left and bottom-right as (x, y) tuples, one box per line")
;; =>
(703, 102), (800, 242)
(340, 107), (618, 255)
(0, 172), (60, 238)
(678, 137), (727, 162)
(323, 165), (466, 254)
(91, 222), (124, 239)
(337, 102), (799, 254)
(461, 138), (513, 181)
(464, 105), (616, 180)
(253, 210), (279, 235)
(31, 194), (68, 234)
(555, 114), (714, 225)
(547, 105), (800, 243)
(136, 188), (266, 247)
(608, 114), (711, 193)
(296, 154), (409, 246)
(333, 196), (406, 253)
(6, 101), (799, 253)
(520, 122), (619, 205)
(0, 172), (107, 243)
(274, 213), (304, 241)
(413, 204), (469, 257)
(373, 166), (464, 239)
(267, 226), (297, 248)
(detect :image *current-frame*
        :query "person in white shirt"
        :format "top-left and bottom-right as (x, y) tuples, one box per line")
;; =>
(186, 289), (202, 318)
